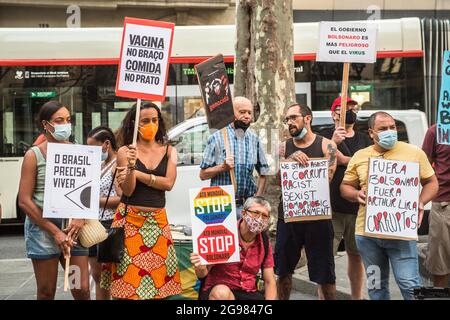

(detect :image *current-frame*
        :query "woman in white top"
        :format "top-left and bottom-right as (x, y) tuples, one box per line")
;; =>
(86, 126), (121, 300)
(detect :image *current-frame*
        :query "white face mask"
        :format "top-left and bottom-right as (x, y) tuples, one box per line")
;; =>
(48, 123), (71, 141)
(101, 150), (108, 161)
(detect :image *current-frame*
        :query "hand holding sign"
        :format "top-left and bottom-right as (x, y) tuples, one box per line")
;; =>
(332, 127), (347, 145)
(126, 145), (138, 166)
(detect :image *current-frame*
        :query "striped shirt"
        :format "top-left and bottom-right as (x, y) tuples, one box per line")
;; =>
(200, 124), (269, 198)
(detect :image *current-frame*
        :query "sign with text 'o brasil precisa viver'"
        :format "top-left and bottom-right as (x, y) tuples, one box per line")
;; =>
(280, 159), (332, 222)
(365, 158), (420, 240)
(317, 21), (377, 63)
(115, 17), (174, 101)
(437, 51), (450, 145)
(43, 143), (101, 219)
(190, 185), (239, 265)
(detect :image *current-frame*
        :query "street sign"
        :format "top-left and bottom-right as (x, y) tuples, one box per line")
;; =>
(30, 91), (56, 98)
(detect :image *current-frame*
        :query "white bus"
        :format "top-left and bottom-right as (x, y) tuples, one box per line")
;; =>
(0, 17), (425, 224)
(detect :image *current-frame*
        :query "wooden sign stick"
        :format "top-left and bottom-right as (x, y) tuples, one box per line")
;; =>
(63, 218), (72, 292)
(132, 98), (142, 146)
(339, 62), (351, 128)
(221, 128), (237, 193)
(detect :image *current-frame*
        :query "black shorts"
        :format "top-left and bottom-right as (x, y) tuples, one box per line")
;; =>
(199, 287), (264, 300)
(274, 218), (336, 285)
(88, 219), (113, 258)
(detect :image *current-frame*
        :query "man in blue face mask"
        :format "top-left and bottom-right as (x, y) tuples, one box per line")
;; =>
(275, 103), (338, 300)
(340, 111), (439, 300)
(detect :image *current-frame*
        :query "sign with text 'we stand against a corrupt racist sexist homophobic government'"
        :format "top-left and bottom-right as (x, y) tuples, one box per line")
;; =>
(280, 159), (331, 222)
(190, 185), (240, 265)
(195, 54), (234, 130)
(43, 143), (101, 219)
(437, 51), (450, 145)
(115, 17), (174, 101)
(317, 21), (377, 63)
(365, 158), (420, 240)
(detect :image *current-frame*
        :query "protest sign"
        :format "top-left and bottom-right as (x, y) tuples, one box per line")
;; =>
(194, 54), (234, 131)
(365, 158), (420, 240)
(115, 17), (174, 101)
(280, 159), (331, 222)
(437, 51), (450, 145)
(194, 54), (237, 191)
(43, 143), (101, 219)
(317, 21), (378, 127)
(317, 21), (378, 64)
(190, 185), (240, 265)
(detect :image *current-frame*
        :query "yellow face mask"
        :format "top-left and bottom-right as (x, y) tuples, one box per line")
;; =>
(138, 122), (158, 141)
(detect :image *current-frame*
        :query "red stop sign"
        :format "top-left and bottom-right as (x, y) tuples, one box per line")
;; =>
(197, 225), (236, 264)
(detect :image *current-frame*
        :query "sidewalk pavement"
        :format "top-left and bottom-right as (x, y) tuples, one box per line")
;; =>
(291, 237), (434, 300)
(0, 259), (73, 300)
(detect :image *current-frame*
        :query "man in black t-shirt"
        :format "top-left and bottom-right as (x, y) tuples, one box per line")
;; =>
(321, 96), (372, 300)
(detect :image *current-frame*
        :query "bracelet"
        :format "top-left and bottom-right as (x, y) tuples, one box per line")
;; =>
(148, 174), (156, 187)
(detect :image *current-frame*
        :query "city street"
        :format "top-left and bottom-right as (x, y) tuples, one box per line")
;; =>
(0, 232), (316, 300)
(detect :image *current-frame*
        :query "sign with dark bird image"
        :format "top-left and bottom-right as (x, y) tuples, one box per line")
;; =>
(194, 54), (235, 130)
(43, 143), (101, 219)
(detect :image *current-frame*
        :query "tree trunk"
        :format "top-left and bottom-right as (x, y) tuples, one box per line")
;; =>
(235, 0), (296, 232)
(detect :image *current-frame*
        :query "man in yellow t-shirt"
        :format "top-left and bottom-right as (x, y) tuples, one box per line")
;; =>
(340, 111), (438, 300)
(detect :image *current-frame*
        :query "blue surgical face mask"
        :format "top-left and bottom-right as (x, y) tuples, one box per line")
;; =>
(101, 150), (108, 161)
(293, 127), (307, 141)
(376, 130), (397, 150)
(48, 123), (71, 142)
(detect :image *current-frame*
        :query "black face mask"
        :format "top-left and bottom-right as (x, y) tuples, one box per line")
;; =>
(234, 119), (250, 132)
(345, 109), (357, 124)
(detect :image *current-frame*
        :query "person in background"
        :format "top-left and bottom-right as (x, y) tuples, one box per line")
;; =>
(422, 124), (450, 288)
(340, 111), (439, 300)
(86, 126), (122, 300)
(101, 101), (182, 300)
(190, 196), (277, 300)
(18, 100), (90, 300)
(321, 96), (372, 299)
(199, 96), (270, 218)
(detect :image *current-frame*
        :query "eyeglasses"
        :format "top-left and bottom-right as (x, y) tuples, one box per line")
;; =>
(245, 209), (270, 219)
(283, 114), (303, 124)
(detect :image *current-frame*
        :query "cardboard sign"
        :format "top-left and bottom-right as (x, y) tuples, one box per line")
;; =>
(317, 21), (377, 63)
(43, 143), (101, 219)
(280, 160), (331, 222)
(190, 185), (240, 265)
(437, 51), (450, 145)
(115, 17), (174, 101)
(194, 54), (234, 130)
(365, 158), (420, 240)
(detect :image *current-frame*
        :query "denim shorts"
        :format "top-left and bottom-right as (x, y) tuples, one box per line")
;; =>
(25, 216), (88, 260)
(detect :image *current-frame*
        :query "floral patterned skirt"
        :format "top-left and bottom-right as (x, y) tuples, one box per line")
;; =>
(100, 203), (182, 300)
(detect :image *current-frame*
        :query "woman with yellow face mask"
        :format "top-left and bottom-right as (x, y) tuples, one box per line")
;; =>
(100, 101), (182, 300)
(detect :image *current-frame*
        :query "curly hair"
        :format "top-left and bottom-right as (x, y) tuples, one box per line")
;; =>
(117, 101), (167, 147)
